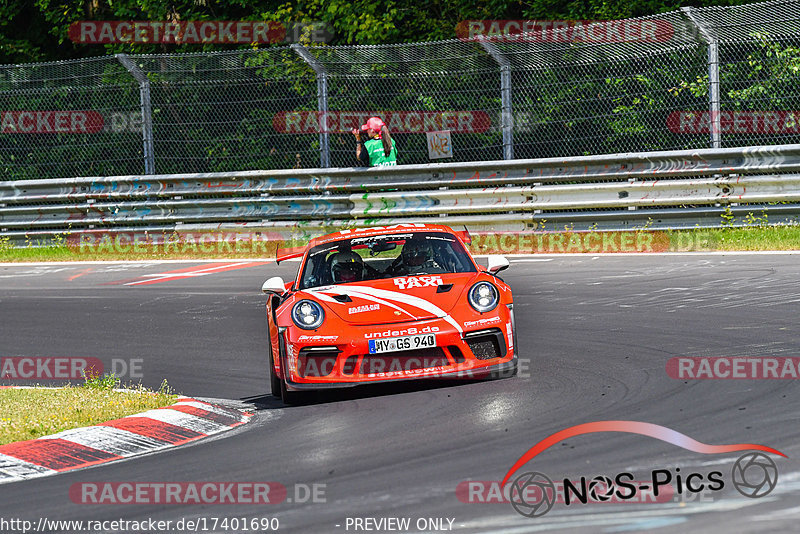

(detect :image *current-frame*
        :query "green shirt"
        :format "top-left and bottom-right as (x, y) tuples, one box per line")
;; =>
(363, 137), (397, 167)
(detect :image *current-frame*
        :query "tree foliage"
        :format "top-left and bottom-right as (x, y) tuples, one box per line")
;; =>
(0, 0), (763, 64)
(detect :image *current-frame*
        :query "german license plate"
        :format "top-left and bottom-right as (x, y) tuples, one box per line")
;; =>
(368, 333), (436, 354)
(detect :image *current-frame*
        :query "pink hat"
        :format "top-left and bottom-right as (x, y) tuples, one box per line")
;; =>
(360, 117), (385, 131)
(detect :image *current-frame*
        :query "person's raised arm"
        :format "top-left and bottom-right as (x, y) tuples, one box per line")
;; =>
(352, 128), (368, 166)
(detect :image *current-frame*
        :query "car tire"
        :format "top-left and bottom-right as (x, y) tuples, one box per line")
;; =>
(280, 377), (303, 405)
(267, 334), (281, 398)
(278, 332), (304, 405)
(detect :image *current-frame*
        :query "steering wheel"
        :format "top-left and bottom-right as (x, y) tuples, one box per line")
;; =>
(387, 255), (409, 276)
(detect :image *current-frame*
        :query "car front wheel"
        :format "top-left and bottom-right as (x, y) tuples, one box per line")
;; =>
(278, 333), (304, 405)
(267, 333), (281, 398)
(280, 377), (303, 405)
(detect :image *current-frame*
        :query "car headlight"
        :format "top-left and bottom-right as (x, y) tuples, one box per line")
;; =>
(468, 282), (499, 313)
(291, 300), (325, 329)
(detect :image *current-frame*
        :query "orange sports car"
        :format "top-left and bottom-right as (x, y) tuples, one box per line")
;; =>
(261, 223), (517, 403)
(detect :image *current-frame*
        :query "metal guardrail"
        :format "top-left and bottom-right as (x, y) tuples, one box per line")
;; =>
(4, 1), (800, 180)
(3, 144), (800, 242)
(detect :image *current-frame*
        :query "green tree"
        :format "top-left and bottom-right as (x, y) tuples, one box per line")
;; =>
(0, 0), (770, 64)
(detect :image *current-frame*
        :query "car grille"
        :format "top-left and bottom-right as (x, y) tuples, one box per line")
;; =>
(360, 347), (449, 375)
(464, 328), (507, 360)
(298, 343), (482, 378)
(342, 355), (359, 375)
(297, 348), (340, 378)
(448, 345), (466, 363)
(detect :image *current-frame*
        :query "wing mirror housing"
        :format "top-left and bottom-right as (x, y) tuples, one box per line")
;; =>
(486, 255), (510, 275)
(261, 276), (286, 294)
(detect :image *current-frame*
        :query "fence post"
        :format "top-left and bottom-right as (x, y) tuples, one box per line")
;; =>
(292, 44), (330, 168)
(479, 40), (514, 160)
(682, 7), (721, 149)
(116, 54), (156, 175)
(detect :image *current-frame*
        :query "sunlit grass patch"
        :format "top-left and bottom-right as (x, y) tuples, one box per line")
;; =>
(703, 225), (800, 251)
(0, 377), (178, 446)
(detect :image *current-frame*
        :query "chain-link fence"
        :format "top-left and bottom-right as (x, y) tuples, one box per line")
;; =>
(1, 0), (800, 180)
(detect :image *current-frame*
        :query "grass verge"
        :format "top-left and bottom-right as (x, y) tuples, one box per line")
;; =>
(704, 225), (800, 250)
(0, 376), (178, 446)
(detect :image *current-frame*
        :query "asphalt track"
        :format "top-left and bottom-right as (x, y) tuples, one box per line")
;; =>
(1, 254), (800, 533)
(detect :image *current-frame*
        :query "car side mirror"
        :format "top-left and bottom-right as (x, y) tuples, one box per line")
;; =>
(487, 255), (509, 275)
(261, 276), (286, 294)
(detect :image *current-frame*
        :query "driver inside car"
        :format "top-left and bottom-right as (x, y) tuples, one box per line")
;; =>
(329, 250), (364, 283)
(392, 237), (435, 275)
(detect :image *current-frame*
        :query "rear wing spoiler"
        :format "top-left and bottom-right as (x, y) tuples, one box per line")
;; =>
(276, 246), (306, 264)
(277, 227), (469, 263)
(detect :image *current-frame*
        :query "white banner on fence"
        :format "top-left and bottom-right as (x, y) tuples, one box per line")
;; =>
(427, 130), (453, 159)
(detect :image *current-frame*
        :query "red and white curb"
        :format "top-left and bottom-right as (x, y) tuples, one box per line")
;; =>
(0, 396), (252, 484)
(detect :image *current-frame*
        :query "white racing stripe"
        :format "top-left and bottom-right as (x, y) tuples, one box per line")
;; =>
(309, 289), (419, 320)
(313, 284), (463, 333)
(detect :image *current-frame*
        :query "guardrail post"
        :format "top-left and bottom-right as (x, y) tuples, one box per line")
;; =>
(682, 8), (721, 149)
(116, 54), (156, 175)
(292, 44), (330, 168)
(479, 40), (514, 160)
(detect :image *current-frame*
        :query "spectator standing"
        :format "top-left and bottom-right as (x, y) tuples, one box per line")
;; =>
(351, 116), (397, 167)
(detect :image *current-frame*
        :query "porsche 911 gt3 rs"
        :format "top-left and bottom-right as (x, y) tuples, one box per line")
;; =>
(261, 223), (517, 403)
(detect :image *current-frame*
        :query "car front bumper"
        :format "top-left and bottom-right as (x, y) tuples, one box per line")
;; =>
(281, 311), (518, 391)
(284, 357), (518, 391)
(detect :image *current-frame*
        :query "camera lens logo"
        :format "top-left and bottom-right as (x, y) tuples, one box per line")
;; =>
(732, 452), (778, 498)
(509, 472), (556, 517)
(587, 475), (615, 502)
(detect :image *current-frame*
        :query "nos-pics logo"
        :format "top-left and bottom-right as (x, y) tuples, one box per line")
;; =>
(502, 421), (783, 518)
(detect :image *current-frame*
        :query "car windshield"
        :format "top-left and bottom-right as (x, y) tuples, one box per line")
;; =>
(298, 232), (476, 289)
